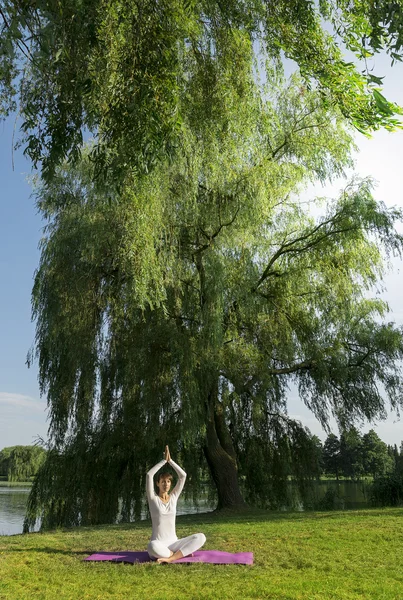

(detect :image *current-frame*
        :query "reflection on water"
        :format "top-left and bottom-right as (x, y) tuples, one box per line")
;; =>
(0, 485), (34, 536)
(287, 479), (371, 512)
(0, 479), (371, 536)
(177, 497), (213, 516)
(0, 485), (213, 536)
(309, 479), (370, 510)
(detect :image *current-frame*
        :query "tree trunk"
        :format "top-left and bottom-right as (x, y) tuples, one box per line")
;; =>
(203, 400), (246, 509)
(195, 249), (245, 508)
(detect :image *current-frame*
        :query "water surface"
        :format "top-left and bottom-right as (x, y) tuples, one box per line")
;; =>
(0, 484), (35, 536)
(0, 484), (211, 536)
(0, 479), (370, 536)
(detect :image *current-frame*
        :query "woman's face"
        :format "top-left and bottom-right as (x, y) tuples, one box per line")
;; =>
(156, 475), (172, 494)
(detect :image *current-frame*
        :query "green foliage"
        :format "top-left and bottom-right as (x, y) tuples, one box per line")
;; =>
(0, 446), (13, 476)
(0, 445), (46, 481)
(321, 429), (396, 480)
(362, 429), (394, 478)
(323, 434), (342, 479)
(1, 1), (403, 183)
(339, 427), (364, 480)
(24, 70), (403, 529)
(239, 419), (323, 510)
(370, 471), (403, 507)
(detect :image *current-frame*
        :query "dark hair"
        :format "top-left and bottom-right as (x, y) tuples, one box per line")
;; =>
(157, 471), (173, 483)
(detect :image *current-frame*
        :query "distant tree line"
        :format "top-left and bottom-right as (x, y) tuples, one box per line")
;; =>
(311, 428), (400, 481)
(0, 446), (46, 482)
(1, 430), (396, 486)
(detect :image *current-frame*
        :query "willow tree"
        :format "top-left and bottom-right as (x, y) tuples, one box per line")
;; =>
(24, 74), (403, 530)
(0, 446), (46, 481)
(1, 0), (403, 185)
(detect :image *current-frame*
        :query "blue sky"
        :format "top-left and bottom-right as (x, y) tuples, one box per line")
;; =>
(0, 115), (48, 447)
(1, 54), (403, 450)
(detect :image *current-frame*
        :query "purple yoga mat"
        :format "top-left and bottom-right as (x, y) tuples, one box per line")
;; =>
(85, 550), (253, 565)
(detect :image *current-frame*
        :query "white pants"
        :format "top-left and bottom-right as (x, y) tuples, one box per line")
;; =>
(147, 533), (206, 559)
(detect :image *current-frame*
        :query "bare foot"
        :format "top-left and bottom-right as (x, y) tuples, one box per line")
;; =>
(156, 550), (184, 563)
(156, 557), (171, 563)
(156, 551), (173, 564)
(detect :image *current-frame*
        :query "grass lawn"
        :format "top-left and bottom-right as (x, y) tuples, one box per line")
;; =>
(1, 508), (402, 599)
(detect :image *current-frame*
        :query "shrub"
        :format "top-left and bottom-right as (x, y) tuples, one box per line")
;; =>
(370, 472), (403, 507)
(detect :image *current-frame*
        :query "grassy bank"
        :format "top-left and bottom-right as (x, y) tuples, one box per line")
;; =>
(1, 508), (402, 599)
(0, 481), (32, 487)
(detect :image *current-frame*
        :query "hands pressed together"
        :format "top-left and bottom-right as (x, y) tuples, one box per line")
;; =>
(164, 445), (171, 463)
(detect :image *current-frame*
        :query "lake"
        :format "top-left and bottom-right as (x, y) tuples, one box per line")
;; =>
(0, 479), (371, 536)
(0, 483), (213, 536)
(303, 479), (371, 510)
(0, 484), (36, 536)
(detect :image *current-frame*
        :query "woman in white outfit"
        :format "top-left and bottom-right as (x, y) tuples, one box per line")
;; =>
(146, 445), (206, 563)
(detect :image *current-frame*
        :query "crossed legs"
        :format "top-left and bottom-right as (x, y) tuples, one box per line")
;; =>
(148, 533), (206, 563)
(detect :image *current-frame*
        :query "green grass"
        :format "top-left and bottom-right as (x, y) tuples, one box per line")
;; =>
(1, 508), (403, 599)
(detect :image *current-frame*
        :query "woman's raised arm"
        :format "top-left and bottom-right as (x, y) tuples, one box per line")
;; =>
(146, 459), (166, 500)
(168, 458), (187, 499)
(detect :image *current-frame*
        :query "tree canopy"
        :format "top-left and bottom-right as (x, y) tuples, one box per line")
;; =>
(1, 0), (403, 184)
(23, 69), (403, 529)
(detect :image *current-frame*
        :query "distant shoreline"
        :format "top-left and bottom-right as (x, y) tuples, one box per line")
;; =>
(0, 481), (32, 487)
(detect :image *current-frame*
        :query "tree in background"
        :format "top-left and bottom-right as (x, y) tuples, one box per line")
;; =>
(23, 68), (403, 529)
(323, 434), (342, 480)
(370, 439), (403, 507)
(1, 0), (403, 186)
(395, 444), (403, 476)
(0, 446), (46, 482)
(321, 431), (400, 479)
(0, 447), (13, 477)
(339, 427), (364, 480)
(362, 429), (394, 478)
(309, 436), (325, 480)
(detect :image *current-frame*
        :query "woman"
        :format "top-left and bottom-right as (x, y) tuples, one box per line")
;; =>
(146, 445), (206, 563)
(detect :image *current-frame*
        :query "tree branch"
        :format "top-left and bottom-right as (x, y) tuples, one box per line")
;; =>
(253, 215), (357, 291)
(0, 7), (35, 64)
(268, 359), (316, 375)
(193, 192), (240, 255)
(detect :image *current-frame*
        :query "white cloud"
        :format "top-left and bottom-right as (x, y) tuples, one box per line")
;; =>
(0, 392), (46, 413)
